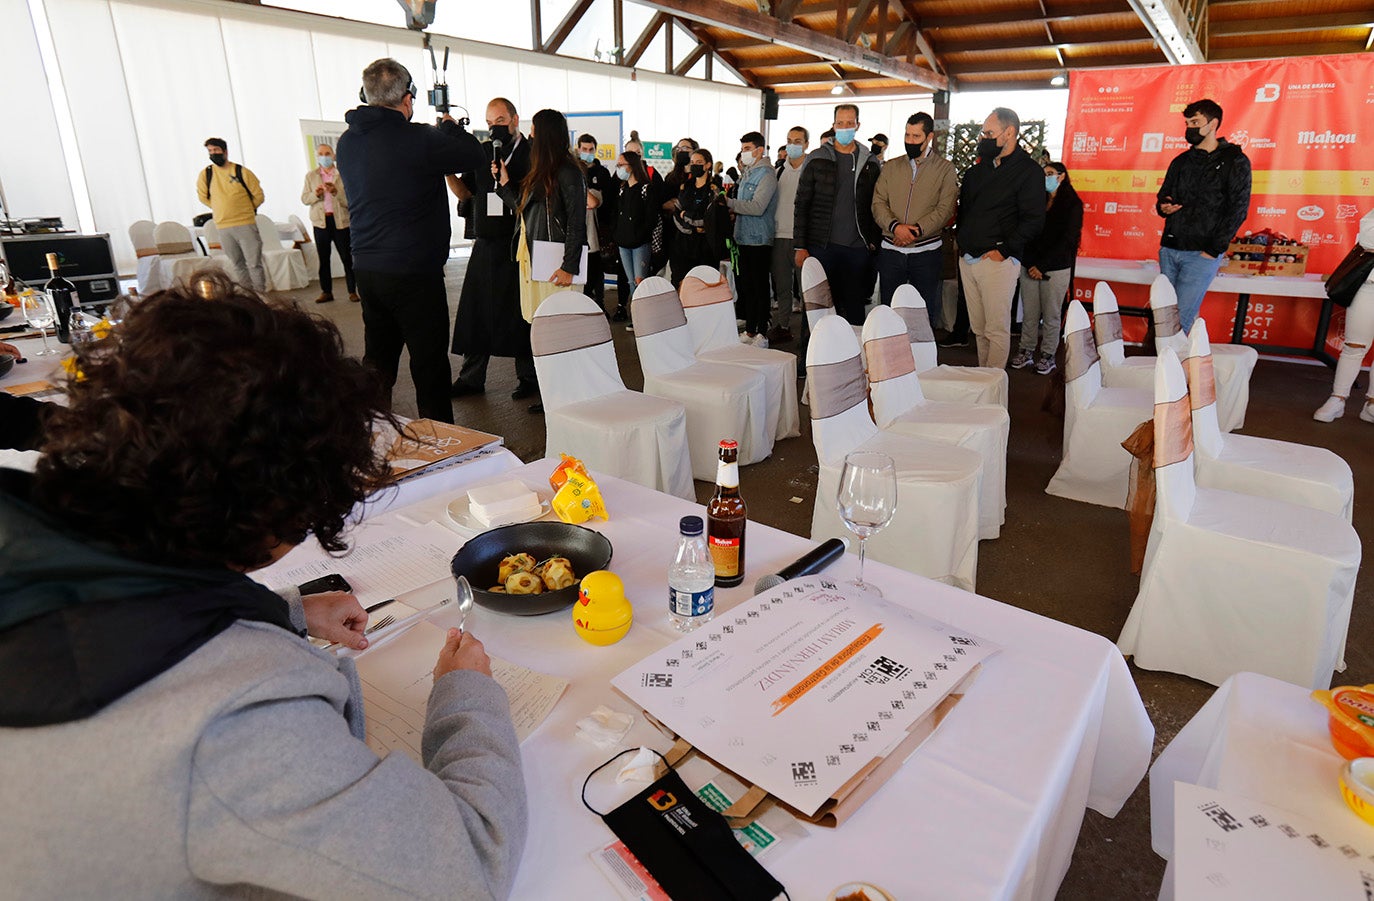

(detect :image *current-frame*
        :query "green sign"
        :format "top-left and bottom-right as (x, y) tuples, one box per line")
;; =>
(642, 141), (673, 174)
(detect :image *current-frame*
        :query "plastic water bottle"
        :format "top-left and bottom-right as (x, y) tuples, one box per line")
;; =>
(668, 515), (715, 632)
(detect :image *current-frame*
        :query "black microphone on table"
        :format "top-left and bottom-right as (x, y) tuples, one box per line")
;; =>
(753, 537), (849, 594)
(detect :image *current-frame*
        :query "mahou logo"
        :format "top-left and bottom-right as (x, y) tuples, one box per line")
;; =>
(1297, 129), (1356, 145)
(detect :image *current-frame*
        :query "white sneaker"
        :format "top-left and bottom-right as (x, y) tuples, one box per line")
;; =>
(1361, 401), (1374, 424)
(1313, 395), (1346, 422)
(740, 332), (754, 344)
(752, 333), (769, 349)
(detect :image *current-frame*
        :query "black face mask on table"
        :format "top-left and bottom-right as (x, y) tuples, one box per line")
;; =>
(905, 141), (924, 159)
(977, 137), (1000, 160)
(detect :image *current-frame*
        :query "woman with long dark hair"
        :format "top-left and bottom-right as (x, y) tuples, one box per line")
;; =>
(669, 148), (726, 288)
(614, 151), (655, 292)
(1012, 160), (1083, 375)
(496, 108), (587, 324)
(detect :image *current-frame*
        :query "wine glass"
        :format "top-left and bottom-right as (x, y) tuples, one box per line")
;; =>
(836, 451), (898, 596)
(21, 291), (58, 356)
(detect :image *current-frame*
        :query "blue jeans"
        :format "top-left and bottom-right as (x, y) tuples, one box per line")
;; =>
(878, 246), (943, 327)
(1158, 247), (1223, 333)
(619, 244), (650, 286)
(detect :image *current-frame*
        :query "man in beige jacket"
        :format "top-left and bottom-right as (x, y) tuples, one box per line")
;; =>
(871, 112), (957, 327)
(301, 144), (358, 303)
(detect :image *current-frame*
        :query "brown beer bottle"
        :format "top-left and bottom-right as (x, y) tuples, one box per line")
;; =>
(706, 439), (746, 588)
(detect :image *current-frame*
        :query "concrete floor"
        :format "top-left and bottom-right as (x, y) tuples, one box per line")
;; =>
(283, 252), (1371, 899)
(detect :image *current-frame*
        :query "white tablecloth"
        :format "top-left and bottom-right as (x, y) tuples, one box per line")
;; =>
(366, 457), (1154, 900)
(1076, 258), (1329, 300)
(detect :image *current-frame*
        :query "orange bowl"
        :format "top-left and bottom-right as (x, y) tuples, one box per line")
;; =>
(1313, 685), (1374, 760)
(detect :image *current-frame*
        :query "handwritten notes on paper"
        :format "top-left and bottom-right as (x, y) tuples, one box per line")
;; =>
(354, 621), (568, 762)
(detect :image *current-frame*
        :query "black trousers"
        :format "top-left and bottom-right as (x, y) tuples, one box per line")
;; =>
(456, 352), (537, 389)
(355, 268), (453, 423)
(736, 243), (772, 335)
(314, 215), (356, 294)
(809, 243), (874, 325)
(583, 249), (605, 305)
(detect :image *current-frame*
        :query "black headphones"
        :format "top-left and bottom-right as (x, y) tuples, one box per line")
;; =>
(358, 64), (417, 105)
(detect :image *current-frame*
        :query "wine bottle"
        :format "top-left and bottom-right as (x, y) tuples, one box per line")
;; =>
(45, 252), (78, 344)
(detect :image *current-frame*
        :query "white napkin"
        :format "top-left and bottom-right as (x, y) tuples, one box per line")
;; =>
(575, 704), (634, 749)
(615, 746), (660, 784)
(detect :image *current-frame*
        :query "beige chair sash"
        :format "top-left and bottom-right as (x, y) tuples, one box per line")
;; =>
(680, 276), (732, 309)
(804, 279), (834, 312)
(1153, 395), (1193, 468)
(894, 306), (935, 344)
(531, 311), (611, 357)
(1184, 353), (1216, 410)
(1062, 328), (1101, 382)
(156, 241), (195, 255)
(1094, 309), (1123, 345)
(808, 354), (869, 419)
(1153, 304), (1181, 337)
(632, 289), (687, 337)
(864, 334), (916, 382)
(1121, 419), (1156, 575)
(135, 247), (159, 258)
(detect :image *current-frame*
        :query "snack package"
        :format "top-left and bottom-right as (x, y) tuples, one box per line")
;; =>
(552, 470), (609, 524)
(549, 454), (590, 492)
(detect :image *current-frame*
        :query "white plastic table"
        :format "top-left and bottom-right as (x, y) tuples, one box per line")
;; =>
(364, 457), (1154, 900)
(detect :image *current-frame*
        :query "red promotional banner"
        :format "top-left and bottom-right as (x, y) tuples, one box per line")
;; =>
(1064, 55), (1374, 359)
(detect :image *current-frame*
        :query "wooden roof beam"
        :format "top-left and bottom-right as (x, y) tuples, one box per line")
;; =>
(673, 40), (710, 75)
(542, 0), (595, 54)
(623, 12), (668, 66)
(845, 0), (878, 44)
(624, 0), (947, 89)
(1210, 13), (1374, 37)
(1210, 38), (1370, 60)
(683, 22), (759, 86)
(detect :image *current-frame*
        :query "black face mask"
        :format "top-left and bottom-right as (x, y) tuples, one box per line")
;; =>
(1184, 126), (1205, 146)
(905, 141), (924, 159)
(689, 164), (705, 177)
(977, 137), (1000, 161)
(676, 150), (691, 167)
(870, 143), (884, 156)
(208, 153), (226, 167)
(488, 124), (511, 145)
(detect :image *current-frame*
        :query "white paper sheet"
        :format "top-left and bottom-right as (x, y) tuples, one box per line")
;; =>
(354, 621), (569, 761)
(486, 193), (506, 217)
(531, 239), (589, 285)
(612, 577), (999, 816)
(1173, 781), (1374, 900)
(254, 518), (462, 607)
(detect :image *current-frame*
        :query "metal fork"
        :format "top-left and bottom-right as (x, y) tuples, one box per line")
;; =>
(365, 614), (395, 635)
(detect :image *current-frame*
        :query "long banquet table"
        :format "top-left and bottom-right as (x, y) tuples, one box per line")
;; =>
(327, 456), (1154, 900)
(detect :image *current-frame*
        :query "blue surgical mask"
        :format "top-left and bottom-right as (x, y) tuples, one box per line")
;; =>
(317, 155), (334, 168)
(834, 127), (857, 146)
(786, 143), (805, 159)
(616, 167), (631, 181)
(1045, 174), (1060, 192)
(580, 151), (597, 164)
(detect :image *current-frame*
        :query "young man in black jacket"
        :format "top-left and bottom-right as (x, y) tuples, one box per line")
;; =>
(1156, 98), (1252, 332)
(793, 104), (882, 325)
(336, 58), (486, 424)
(956, 107), (1046, 369)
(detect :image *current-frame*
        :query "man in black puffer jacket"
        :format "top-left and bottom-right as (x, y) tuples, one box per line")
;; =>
(337, 58), (485, 424)
(1156, 98), (1252, 332)
(793, 104), (882, 325)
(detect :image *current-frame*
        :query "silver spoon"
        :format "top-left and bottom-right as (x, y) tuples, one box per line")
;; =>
(454, 575), (475, 633)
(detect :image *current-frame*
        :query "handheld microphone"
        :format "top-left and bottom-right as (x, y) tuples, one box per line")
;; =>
(753, 538), (848, 594)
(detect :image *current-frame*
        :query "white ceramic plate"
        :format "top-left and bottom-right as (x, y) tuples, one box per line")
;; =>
(446, 487), (554, 532)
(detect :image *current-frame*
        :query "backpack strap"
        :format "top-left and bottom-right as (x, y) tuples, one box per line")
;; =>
(204, 166), (213, 197)
(235, 164), (254, 206)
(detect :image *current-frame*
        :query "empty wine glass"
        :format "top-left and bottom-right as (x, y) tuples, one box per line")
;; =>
(836, 451), (898, 596)
(21, 291), (58, 356)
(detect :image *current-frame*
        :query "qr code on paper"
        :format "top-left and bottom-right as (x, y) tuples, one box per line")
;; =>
(791, 761), (817, 786)
(859, 655), (911, 686)
(641, 673), (673, 688)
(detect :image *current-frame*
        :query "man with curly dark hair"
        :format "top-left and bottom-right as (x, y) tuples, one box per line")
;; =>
(0, 273), (528, 897)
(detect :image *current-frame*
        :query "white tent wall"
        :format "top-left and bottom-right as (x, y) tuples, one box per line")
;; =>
(0, 1), (79, 233)
(16, 0), (758, 276)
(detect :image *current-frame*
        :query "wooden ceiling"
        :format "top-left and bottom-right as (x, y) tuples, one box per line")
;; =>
(616, 0), (1374, 97)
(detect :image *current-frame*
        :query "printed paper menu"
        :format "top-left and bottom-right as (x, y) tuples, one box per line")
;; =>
(612, 577), (998, 816)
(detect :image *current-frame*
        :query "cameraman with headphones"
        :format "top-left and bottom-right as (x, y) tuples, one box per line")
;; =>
(337, 58), (485, 424)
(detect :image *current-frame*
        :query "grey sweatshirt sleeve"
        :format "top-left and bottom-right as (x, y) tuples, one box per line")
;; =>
(186, 658), (527, 900)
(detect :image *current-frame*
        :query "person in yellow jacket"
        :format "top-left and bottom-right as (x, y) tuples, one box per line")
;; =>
(300, 144), (358, 304)
(196, 137), (266, 292)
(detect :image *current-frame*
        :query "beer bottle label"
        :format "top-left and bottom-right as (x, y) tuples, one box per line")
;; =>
(709, 535), (740, 577)
(715, 460), (739, 489)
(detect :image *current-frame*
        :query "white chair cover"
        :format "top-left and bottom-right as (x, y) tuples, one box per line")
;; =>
(891, 283), (1008, 408)
(680, 265), (800, 440)
(255, 214), (308, 291)
(532, 290), (693, 500)
(807, 314), (984, 591)
(128, 220), (166, 295)
(1186, 321), (1354, 520)
(1091, 281), (1154, 392)
(202, 220), (227, 257)
(1045, 301), (1154, 508)
(1150, 273), (1256, 431)
(801, 256), (863, 340)
(153, 221), (226, 284)
(631, 277), (773, 481)
(288, 214), (320, 277)
(1117, 348), (1361, 689)
(862, 304), (1009, 539)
